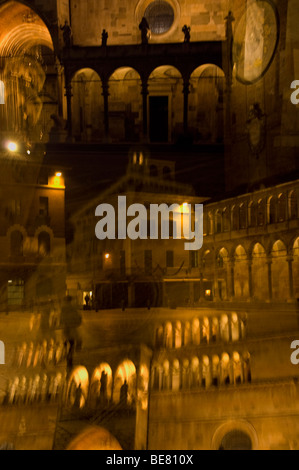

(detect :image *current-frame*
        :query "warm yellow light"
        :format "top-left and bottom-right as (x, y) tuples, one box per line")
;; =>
(105, 253), (110, 260)
(205, 289), (211, 296)
(55, 172), (62, 177)
(7, 142), (17, 152)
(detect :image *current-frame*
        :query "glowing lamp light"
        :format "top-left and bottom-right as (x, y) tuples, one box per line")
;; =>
(7, 142), (17, 152)
(55, 172), (62, 177)
(105, 253), (110, 260)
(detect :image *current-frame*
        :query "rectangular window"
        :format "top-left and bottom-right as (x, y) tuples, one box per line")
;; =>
(7, 280), (24, 306)
(166, 250), (174, 268)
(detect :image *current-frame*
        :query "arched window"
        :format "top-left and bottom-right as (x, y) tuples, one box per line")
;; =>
(162, 360), (171, 390)
(223, 208), (230, 232)
(231, 206), (239, 231)
(113, 359), (136, 405)
(277, 193), (286, 222)
(172, 359), (180, 391)
(10, 231), (23, 257)
(248, 201), (257, 227)
(215, 210), (222, 233)
(192, 318), (200, 345)
(289, 191), (298, 219)
(239, 203), (247, 229)
(38, 232), (51, 256)
(221, 353), (231, 385)
(267, 196), (276, 224)
(174, 321), (182, 348)
(258, 199), (265, 226)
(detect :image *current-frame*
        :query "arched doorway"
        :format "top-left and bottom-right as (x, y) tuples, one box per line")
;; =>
(108, 67), (142, 142)
(67, 426), (122, 450)
(219, 430), (252, 450)
(234, 245), (249, 300)
(71, 68), (103, 142)
(113, 359), (137, 405)
(189, 65), (225, 143)
(271, 240), (288, 301)
(0, 1), (60, 144)
(90, 363), (113, 408)
(148, 66), (183, 142)
(252, 243), (268, 300)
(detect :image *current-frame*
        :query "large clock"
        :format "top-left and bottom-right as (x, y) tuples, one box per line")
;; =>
(233, 0), (279, 85)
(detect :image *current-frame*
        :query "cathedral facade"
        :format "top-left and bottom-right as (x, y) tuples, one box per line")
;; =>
(0, 0), (299, 451)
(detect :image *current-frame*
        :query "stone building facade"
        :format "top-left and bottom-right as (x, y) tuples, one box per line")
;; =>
(0, 0), (298, 451)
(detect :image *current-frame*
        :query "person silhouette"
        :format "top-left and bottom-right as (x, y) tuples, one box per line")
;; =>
(120, 379), (128, 406)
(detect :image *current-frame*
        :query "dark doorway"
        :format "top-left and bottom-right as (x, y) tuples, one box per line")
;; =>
(149, 96), (168, 142)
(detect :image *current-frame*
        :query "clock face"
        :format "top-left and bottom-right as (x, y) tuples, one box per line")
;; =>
(233, 0), (279, 85)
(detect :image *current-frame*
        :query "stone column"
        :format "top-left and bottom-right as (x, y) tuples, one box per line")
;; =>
(287, 256), (294, 300)
(229, 258), (235, 300)
(183, 79), (190, 135)
(266, 258), (273, 301)
(141, 79), (149, 141)
(248, 256), (253, 299)
(102, 79), (110, 139)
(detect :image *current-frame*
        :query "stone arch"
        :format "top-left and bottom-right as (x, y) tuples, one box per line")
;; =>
(251, 242), (268, 301)
(90, 363), (113, 408)
(234, 245), (249, 300)
(189, 64), (225, 143)
(201, 355), (210, 388)
(267, 195), (276, 224)
(108, 67), (142, 142)
(67, 426), (122, 450)
(8, 225), (26, 257)
(113, 359), (137, 405)
(174, 321), (182, 348)
(164, 321), (173, 348)
(248, 200), (258, 227)
(289, 190), (298, 219)
(191, 318), (200, 345)
(148, 65), (183, 143)
(190, 356), (200, 388)
(217, 247), (229, 300)
(67, 366), (89, 409)
(220, 353), (231, 385)
(211, 420), (258, 450)
(71, 68), (104, 142)
(271, 240), (288, 301)
(277, 193), (287, 222)
(172, 358), (180, 391)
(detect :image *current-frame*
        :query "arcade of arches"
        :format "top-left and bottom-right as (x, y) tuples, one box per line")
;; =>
(0, 1), (226, 145)
(70, 64), (225, 144)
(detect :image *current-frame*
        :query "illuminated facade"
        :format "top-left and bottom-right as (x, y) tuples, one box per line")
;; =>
(0, 0), (298, 451)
